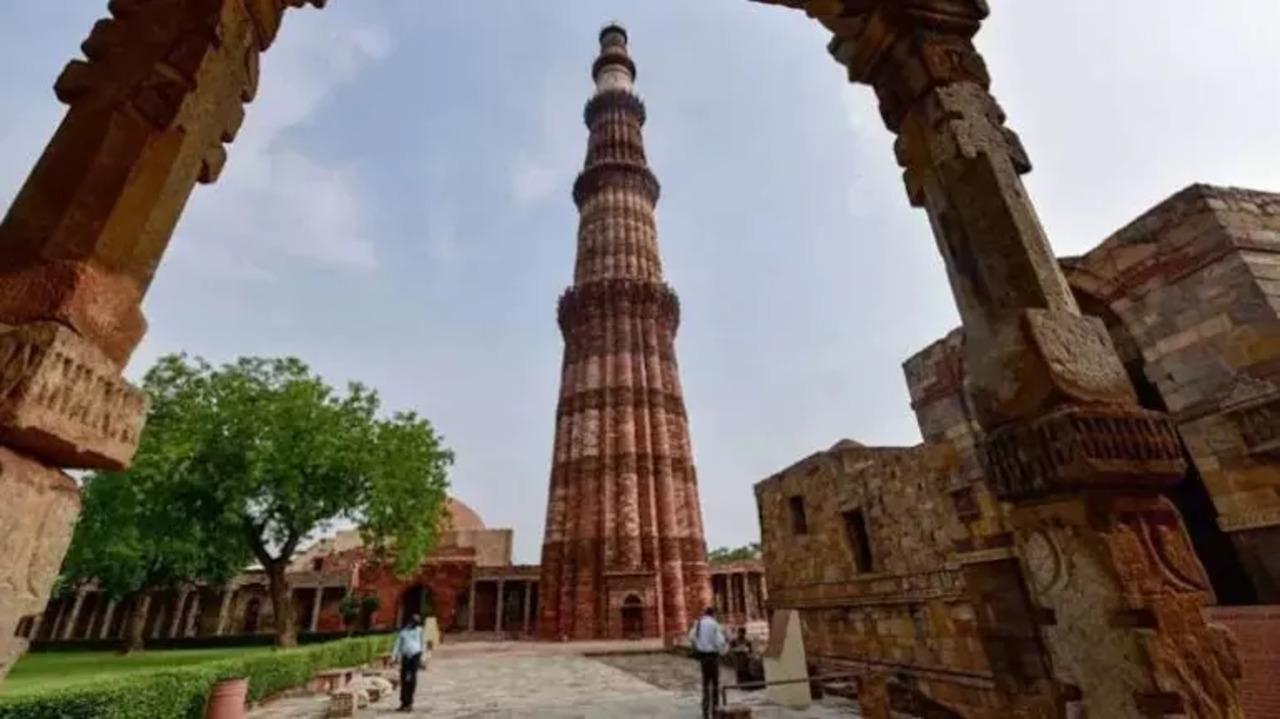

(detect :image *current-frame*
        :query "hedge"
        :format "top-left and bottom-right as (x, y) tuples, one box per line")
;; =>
(31, 629), (392, 654)
(0, 634), (392, 719)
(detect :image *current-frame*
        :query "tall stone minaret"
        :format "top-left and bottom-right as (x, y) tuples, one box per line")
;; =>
(537, 23), (710, 641)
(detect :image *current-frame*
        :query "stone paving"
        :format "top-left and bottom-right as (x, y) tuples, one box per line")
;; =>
(247, 642), (862, 718)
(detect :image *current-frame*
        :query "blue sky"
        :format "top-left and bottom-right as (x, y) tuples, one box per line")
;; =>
(2, 1), (1277, 562)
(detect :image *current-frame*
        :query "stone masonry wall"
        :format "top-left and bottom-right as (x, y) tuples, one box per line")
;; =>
(756, 441), (1025, 717)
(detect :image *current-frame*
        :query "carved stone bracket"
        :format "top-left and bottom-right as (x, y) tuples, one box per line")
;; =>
(0, 322), (147, 470)
(1010, 496), (1241, 718)
(983, 404), (1185, 501)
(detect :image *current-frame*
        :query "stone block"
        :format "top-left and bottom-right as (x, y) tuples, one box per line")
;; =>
(763, 609), (810, 710)
(326, 690), (355, 718)
(0, 322), (147, 470)
(0, 447), (80, 679)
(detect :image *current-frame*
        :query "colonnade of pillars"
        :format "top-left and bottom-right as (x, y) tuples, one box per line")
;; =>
(711, 570), (768, 624)
(18, 587), (241, 643)
(14, 583), (353, 643)
(464, 579), (538, 635)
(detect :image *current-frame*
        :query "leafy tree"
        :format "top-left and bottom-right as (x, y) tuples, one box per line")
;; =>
(707, 542), (761, 565)
(61, 465), (248, 652)
(117, 354), (454, 647)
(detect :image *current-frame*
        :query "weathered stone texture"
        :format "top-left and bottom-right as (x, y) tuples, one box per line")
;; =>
(0, 0), (323, 678)
(1061, 184), (1280, 601)
(756, 441), (1023, 718)
(750, 1), (1246, 715)
(0, 448), (79, 677)
(0, 322), (148, 470)
(538, 25), (709, 642)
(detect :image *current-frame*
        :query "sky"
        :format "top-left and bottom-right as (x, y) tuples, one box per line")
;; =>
(1, 1), (1277, 563)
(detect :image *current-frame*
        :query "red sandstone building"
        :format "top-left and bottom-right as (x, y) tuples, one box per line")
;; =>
(27, 496), (764, 646)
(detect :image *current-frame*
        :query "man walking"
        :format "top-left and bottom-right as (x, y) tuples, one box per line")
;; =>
(390, 613), (428, 712)
(688, 607), (728, 719)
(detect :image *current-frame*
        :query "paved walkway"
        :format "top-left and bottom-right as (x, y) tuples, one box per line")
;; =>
(248, 643), (862, 718)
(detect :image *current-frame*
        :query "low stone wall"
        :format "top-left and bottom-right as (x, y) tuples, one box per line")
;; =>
(1207, 605), (1280, 719)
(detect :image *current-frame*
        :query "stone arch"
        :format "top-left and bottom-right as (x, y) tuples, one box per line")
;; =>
(399, 584), (434, 627)
(620, 594), (644, 639)
(242, 597), (263, 634)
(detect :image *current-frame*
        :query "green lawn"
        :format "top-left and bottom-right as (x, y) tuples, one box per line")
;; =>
(0, 647), (273, 697)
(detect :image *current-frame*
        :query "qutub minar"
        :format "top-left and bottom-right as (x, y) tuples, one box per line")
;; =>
(536, 24), (712, 641)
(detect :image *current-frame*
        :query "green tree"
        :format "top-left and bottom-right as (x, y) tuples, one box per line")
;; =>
(61, 466), (248, 653)
(122, 354), (454, 647)
(707, 542), (761, 565)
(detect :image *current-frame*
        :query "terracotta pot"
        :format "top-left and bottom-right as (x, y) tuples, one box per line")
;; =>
(205, 677), (249, 719)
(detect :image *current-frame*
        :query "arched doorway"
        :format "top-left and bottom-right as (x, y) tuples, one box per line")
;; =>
(620, 595), (643, 639)
(242, 597), (262, 634)
(399, 584), (434, 627)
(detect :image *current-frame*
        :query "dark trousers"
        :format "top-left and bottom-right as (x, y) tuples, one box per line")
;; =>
(696, 651), (720, 718)
(399, 652), (422, 709)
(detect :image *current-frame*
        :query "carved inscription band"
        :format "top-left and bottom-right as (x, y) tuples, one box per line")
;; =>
(542, 536), (705, 571)
(0, 322), (147, 470)
(585, 88), (647, 126)
(982, 404), (1184, 501)
(558, 279), (680, 332)
(556, 387), (688, 421)
(550, 451), (695, 481)
(572, 162), (661, 208)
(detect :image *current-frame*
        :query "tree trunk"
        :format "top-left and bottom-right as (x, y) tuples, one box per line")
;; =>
(122, 594), (151, 655)
(265, 561), (297, 648)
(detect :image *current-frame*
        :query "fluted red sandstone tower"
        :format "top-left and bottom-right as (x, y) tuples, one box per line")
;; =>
(537, 24), (711, 641)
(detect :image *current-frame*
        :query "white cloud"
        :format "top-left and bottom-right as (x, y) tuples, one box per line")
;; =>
(172, 12), (392, 276)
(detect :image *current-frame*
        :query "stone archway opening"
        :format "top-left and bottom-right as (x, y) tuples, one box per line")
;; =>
(1072, 287), (1257, 605)
(399, 584), (433, 627)
(620, 595), (644, 639)
(242, 597), (262, 635)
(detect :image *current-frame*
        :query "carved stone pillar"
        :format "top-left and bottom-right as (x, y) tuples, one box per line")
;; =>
(184, 593), (202, 638)
(466, 583), (476, 632)
(168, 589), (190, 638)
(98, 601), (117, 640)
(0, 0), (323, 681)
(26, 613), (44, 643)
(310, 588), (323, 633)
(496, 580), (506, 632)
(59, 590), (87, 640)
(789, 1), (1247, 717)
(214, 590), (234, 637)
(522, 582), (533, 634)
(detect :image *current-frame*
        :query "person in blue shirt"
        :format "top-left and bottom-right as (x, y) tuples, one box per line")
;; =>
(390, 613), (427, 712)
(687, 607), (728, 719)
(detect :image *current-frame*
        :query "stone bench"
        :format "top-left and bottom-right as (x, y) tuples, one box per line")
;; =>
(309, 666), (361, 694)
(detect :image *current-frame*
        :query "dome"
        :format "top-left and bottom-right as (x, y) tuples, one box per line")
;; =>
(448, 497), (486, 531)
